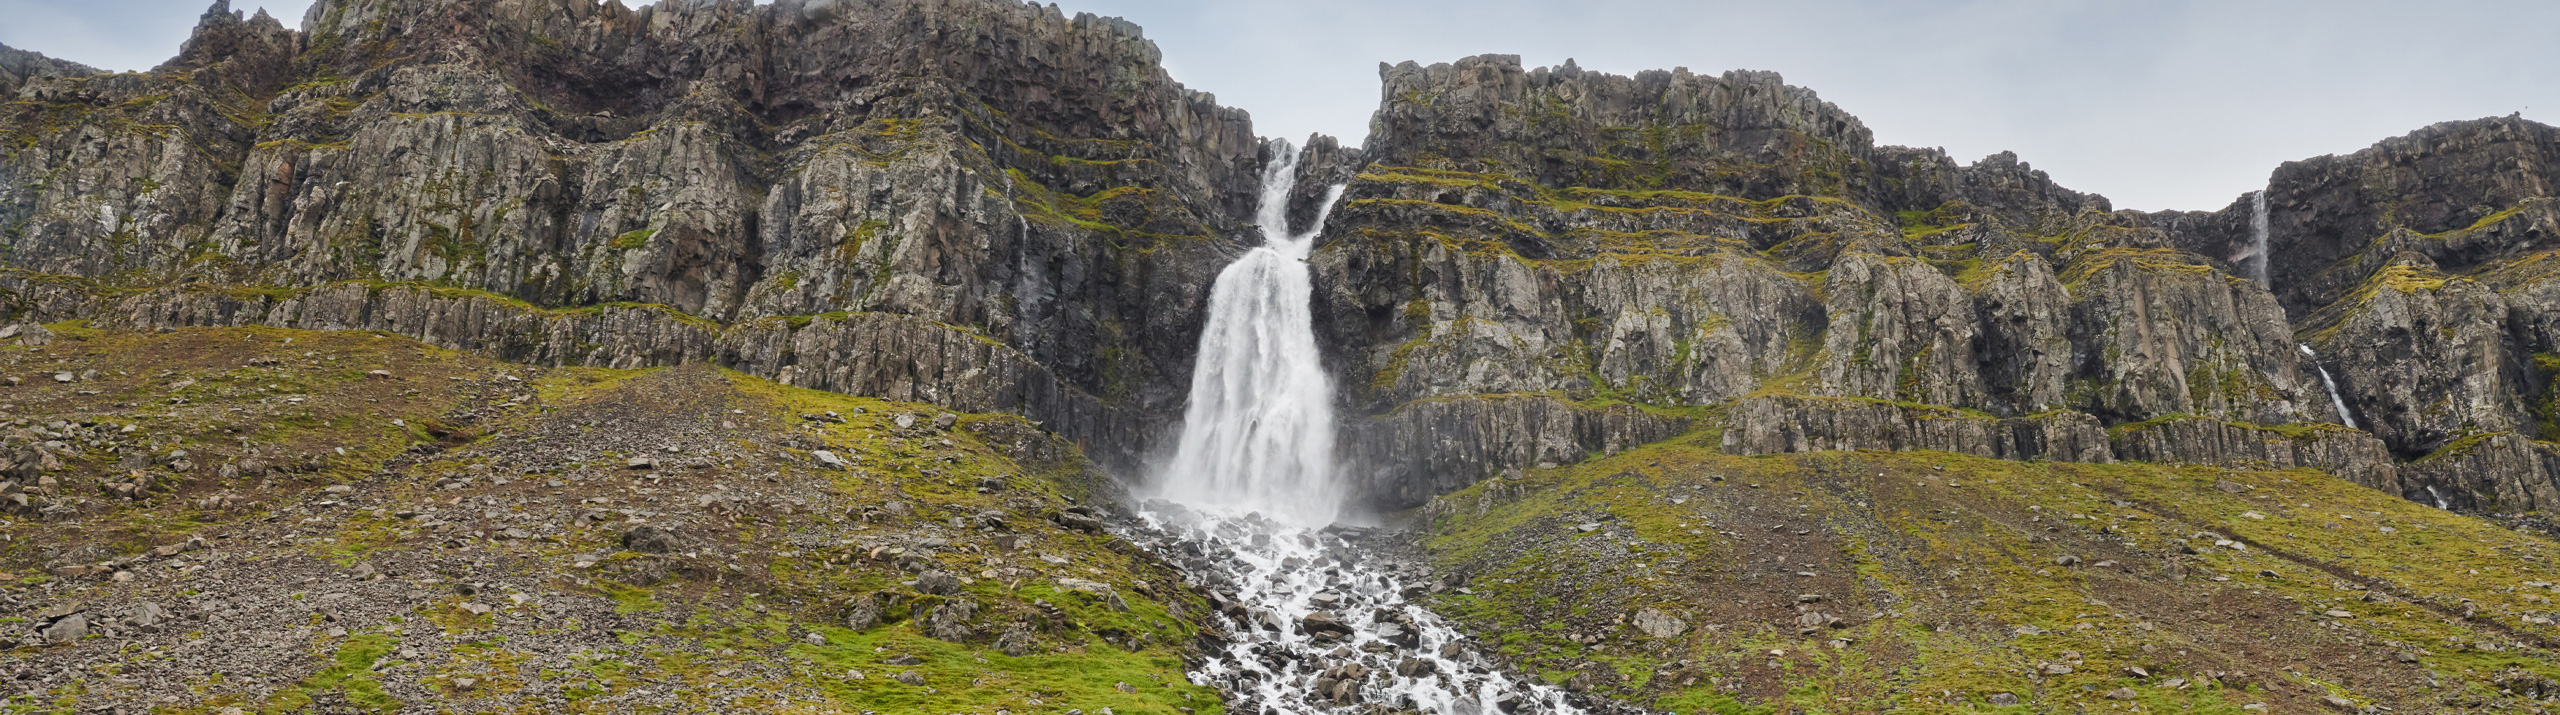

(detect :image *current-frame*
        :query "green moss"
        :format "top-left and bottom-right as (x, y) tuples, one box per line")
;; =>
(610, 227), (655, 251)
(257, 632), (404, 713)
(40, 319), (100, 341)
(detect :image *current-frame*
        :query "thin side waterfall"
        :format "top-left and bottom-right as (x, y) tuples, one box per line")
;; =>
(1140, 141), (1593, 714)
(2298, 345), (2359, 429)
(2255, 190), (2362, 432)
(2250, 189), (2272, 287)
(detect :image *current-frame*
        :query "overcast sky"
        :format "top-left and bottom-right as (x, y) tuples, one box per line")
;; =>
(4, 0), (2552, 211)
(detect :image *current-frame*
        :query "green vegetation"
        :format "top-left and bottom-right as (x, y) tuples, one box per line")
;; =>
(1420, 441), (2560, 713)
(610, 227), (656, 250)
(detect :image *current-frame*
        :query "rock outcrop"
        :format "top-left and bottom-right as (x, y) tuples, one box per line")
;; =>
(0, 43), (101, 97)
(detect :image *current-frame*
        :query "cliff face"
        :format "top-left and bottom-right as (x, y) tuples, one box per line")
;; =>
(2147, 116), (2560, 511)
(1, 0), (1271, 473)
(1309, 54), (2414, 508)
(9, 3), (2560, 517)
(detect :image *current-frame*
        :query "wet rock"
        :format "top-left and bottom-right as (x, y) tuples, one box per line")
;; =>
(1375, 621), (1419, 649)
(1301, 612), (1355, 640)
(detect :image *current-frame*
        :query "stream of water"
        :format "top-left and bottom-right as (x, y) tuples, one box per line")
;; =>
(2297, 344), (2360, 429)
(2257, 190), (2361, 431)
(2249, 189), (2272, 287)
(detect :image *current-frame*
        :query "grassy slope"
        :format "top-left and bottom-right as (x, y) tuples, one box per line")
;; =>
(1419, 431), (2560, 714)
(0, 326), (1220, 714)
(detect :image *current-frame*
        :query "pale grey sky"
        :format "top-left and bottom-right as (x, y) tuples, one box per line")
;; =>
(3, 0), (2552, 211)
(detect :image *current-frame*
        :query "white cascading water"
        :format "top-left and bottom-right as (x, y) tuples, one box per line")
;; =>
(2297, 344), (2360, 429)
(1154, 141), (1348, 526)
(2253, 190), (2362, 432)
(2426, 485), (2453, 510)
(1139, 141), (1595, 714)
(2250, 189), (2273, 287)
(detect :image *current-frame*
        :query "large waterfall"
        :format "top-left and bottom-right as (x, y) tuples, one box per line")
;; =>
(1154, 142), (1348, 527)
(1140, 142), (1593, 714)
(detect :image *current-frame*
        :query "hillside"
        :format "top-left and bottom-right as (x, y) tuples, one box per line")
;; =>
(4, 0), (2560, 713)
(0, 326), (1217, 713)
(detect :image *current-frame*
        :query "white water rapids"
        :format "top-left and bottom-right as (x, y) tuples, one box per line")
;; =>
(1137, 142), (1596, 714)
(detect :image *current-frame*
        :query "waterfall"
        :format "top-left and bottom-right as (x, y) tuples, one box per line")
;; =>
(1140, 141), (1592, 714)
(2250, 189), (2272, 287)
(2260, 190), (2360, 431)
(2297, 345), (2359, 429)
(1154, 141), (1347, 526)
(2425, 486), (2452, 510)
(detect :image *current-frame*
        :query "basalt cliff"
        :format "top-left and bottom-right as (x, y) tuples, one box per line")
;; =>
(7, 1), (2560, 713)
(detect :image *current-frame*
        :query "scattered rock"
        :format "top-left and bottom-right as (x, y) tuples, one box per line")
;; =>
(1053, 509), (1107, 534)
(42, 614), (87, 644)
(1631, 608), (1687, 638)
(914, 570), (962, 596)
(996, 624), (1037, 657)
(620, 525), (678, 554)
(123, 602), (169, 631)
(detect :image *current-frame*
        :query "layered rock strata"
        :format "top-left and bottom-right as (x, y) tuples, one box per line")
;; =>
(9, 6), (2560, 513)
